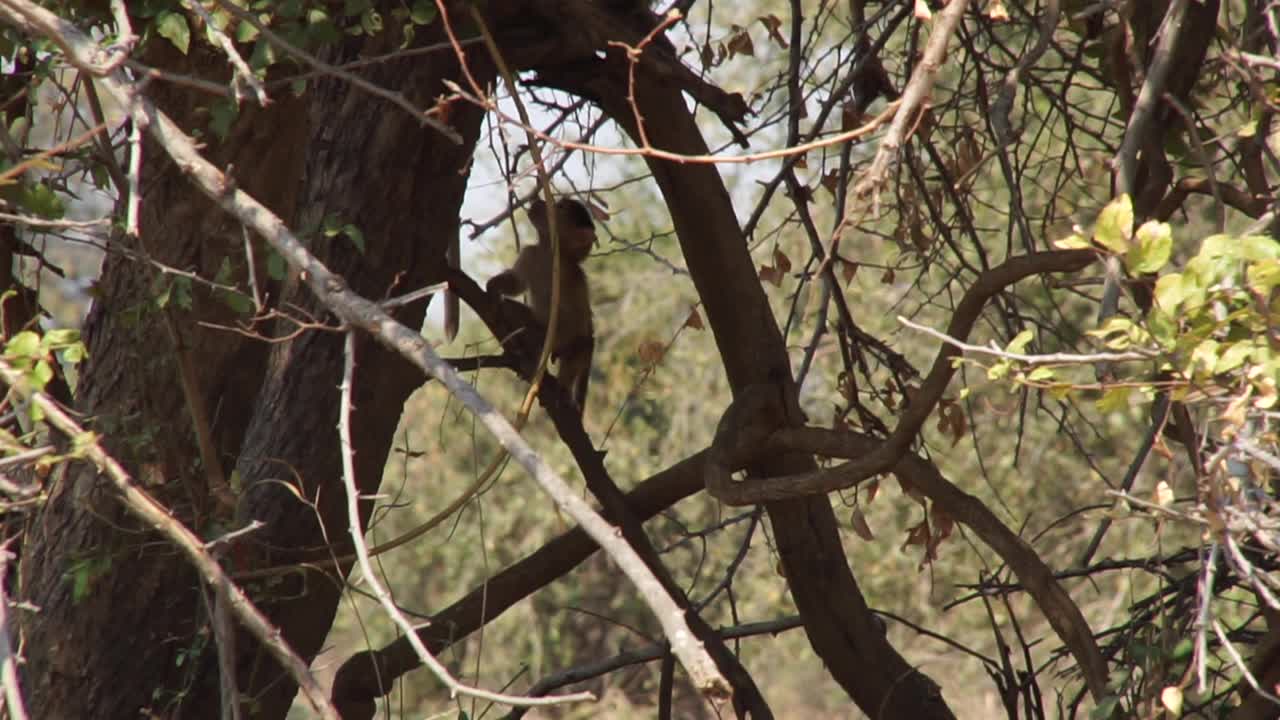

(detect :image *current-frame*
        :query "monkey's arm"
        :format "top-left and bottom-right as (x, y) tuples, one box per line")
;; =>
(486, 250), (533, 297)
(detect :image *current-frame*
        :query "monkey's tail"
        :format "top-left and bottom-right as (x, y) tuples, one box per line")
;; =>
(443, 289), (459, 342)
(443, 238), (460, 341)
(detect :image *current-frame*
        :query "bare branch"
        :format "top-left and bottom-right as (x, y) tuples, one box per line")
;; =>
(0, 358), (340, 720)
(0, 0), (731, 699)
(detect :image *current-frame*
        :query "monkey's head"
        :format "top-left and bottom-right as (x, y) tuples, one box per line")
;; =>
(529, 197), (595, 263)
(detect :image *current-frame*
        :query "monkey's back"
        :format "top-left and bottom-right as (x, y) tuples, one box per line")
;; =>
(522, 246), (593, 352)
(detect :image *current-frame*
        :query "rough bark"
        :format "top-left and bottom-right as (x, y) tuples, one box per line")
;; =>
(16, 14), (486, 720)
(187, 26), (492, 720)
(17, 35), (305, 717)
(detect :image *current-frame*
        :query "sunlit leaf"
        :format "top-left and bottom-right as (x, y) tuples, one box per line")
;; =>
(155, 11), (190, 55)
(1006, 329), (1034, 354)
(1053, 233), (1090, 249)
(1127, 220), (1172, 273)
(1094, 194), (1134, 254)
(1159, 686), (1183, 715)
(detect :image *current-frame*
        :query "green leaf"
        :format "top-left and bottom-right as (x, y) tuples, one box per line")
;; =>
(235, 18), (260, 43)
(1248, 258), (1280, 294)
(41, 328), (80, 348)
(154, 282), (172, 309)
(987, 360), (1010, 381)
(172, 276), (194, 311)
(1094, 194), (1134, 254)
(155, 11), (191, 55)
(360, 8), (383, 34)
(6, 330), (41, 358)
(31, 360), (52, 390)
(1153, 273), (1186, 312)
(1090, 696), (1121, 720)
(344, 224), (365, 253)
(1214, 341), (1252, 375)
(1191, 339), (1219, 374)
(1096, 387), (1131, 413)
(410, 0), (438, 24)
(69, 560), (92, 603)
(1239, 234), (1280, 261)
(249, 37), (278, 72)
(61, 342), (87, 364)
(1027, 366), (1056, 382)
(209, 99), (239, 142)
(18, 181), (66, 219)
(1127, 220), (1172, 273)
(1052, 233), (1090, 250)
(1006, 329), (1034, 354)
(1147, 310), (1177, 349)
(322, 214), (342, 237)
(219, 290), (253, 315)
(214, 256), (235, 284)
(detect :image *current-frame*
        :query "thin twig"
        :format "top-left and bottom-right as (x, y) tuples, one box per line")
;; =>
(182, 0), (266, 106)
(0, 0), (731, 699)
(337, 333), (594, 708)
(857, 0), (972, 197)
(124, 103), (143, 237)
(898, 315), (1153, 365)
(0, 358), (340, 720)
(0, 545), (29, 720)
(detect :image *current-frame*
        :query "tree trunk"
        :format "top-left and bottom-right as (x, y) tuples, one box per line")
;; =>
(16, 15), (486, 720)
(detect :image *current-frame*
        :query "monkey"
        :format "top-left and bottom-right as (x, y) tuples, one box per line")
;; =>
(487, 197), (596, 414)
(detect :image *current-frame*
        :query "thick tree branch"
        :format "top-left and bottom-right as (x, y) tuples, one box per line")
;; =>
(706, 250), (1094, 505)
(0, 0), (729, 701)
(332, 452), (708, 717)
(766, 427), (1111, 702)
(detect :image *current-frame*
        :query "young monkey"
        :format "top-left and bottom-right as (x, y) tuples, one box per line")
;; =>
(487, 197), (596, 414)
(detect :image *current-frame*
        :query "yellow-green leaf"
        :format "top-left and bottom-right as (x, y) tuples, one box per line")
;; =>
(1028, 366), (1056, 382)
(1191, 339), (1220, 374)
(155, 11), (190, 55)
(1006, 329), (1034, 354)
(1240, 235), (1280, 261)
(987, 360), (1011, 380)
(1053, 233), (1090, 250)
(1160, 686), (1183, 715)
(1096, 386), (1132, 413)
(1127, 220), (1172, 273)
(1094, 195), (1134, 254)
(5, 331), (40, 359)
(1153, 273), (1186, 311)
(1247, 258), (1280, 294)
(1214, 342), (1252, 375)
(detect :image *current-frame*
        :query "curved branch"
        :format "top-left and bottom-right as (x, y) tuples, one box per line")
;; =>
(769, 427), (1111, 703)
(709, 250), (1094, 505)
